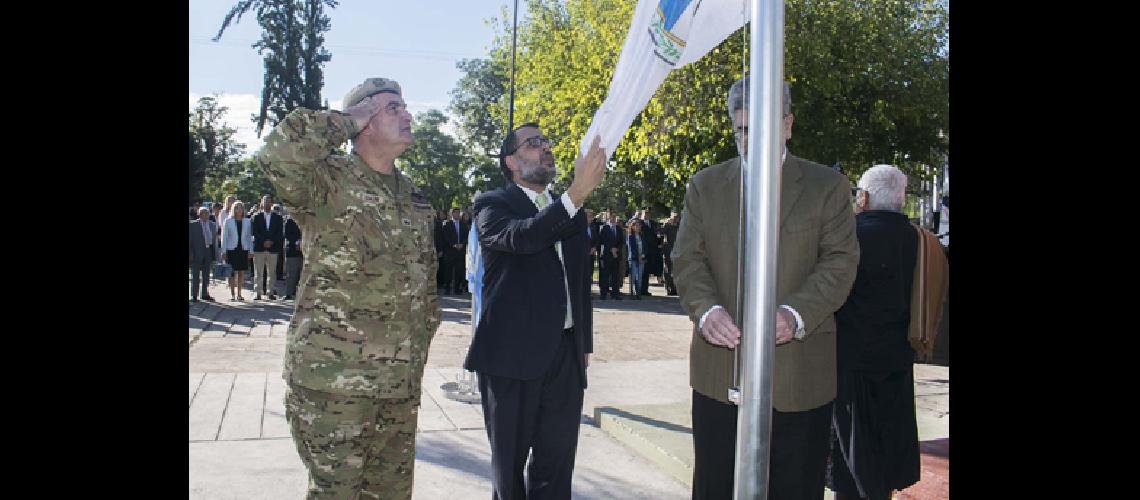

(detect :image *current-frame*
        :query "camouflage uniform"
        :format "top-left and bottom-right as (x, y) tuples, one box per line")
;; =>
(257, 104), (440, 499)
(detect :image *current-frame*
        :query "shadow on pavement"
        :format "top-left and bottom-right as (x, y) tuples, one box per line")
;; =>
(415, 432), (492, 480)
(595, 407), (692, 435)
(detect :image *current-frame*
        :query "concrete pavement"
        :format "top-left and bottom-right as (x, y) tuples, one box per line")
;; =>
(189, 273), (948, 499)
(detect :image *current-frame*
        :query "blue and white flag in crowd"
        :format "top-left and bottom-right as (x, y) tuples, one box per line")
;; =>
(465, 222), (484, 329)
(580, 0), (749, 158)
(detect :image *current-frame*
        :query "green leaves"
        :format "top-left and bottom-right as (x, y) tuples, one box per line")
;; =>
(399, 110), (481, 214)
(214, 0), (336, 136)
(190, 96), (249, 205)
(447, 0), (947, 216)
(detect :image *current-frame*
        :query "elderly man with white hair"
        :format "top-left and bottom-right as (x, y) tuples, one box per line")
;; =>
(829, 164), (923, 500)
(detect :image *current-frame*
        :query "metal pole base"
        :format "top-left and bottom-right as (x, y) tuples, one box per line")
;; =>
(441, 370), (482, 404)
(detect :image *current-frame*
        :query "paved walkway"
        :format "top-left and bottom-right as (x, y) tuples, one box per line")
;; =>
(189, 274), (948, 499)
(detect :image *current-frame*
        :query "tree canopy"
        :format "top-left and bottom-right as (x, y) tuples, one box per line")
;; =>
(459, 0), (948, 216)
(189, 96), (248, 205)
(213, 0), (338, 136)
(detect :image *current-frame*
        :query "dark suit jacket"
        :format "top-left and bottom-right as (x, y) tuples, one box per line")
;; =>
(189, 219), (218, 262)
(599, 223), (623, 259)
(251, 212), (285, 253)
(641, 219), (663, 275)
(464, 184), (593, 387)
(835, 211), (917, 372)
(284, 217), (303, 258)
(442, 218), (469, 258)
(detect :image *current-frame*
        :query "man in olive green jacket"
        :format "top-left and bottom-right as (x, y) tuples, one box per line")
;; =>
(671, 77), (859, 500)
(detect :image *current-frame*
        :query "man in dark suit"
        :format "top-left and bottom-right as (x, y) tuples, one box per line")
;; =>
(442, 207), (469, 295)
(465, 123), (606, 500)
(661, 211), (681, 295)
(638, 206), (662, 296)
(189, 207), (218, 302)
(584, 209), (599, 290)
(598, 212), (624, 300)
(251, 195), (285, 300)
(282, 209), (303, 301)
(672, 78), (859, 500)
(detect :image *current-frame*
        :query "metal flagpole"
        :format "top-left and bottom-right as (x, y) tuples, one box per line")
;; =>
(734, 0), (784, 498)
(445, 0), (520, 406)
(508, 0), (519, 133)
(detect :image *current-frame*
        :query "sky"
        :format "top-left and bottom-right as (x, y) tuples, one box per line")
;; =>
(189, 0), (514, 156)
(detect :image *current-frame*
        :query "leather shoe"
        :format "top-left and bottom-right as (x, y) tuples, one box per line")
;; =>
(269, 293), (277, 300)
(283, 295), (295, 300)
(202, 295), (215, 302)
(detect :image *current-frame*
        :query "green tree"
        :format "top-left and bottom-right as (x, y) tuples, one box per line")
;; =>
(213, 0), (338, 136)
(399, 110), (476, 213)
(449, 56), (513, 194)
(478, 0), (948, 211)
(450, 57), (510, 157)
(190, 95), (247, 204)
(201, 157), (277, 208)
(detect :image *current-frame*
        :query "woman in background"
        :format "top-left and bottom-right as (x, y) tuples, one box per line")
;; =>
(222, 201), (253, 301)
(626, 218), (645, 300)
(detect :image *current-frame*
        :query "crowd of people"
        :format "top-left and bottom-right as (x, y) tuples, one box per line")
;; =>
(428, 205), (683, 300)
(188, 74), (947, 500)
(188, 194), (303, 303)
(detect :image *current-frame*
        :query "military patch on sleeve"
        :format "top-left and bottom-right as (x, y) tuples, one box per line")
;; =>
(410, 192), (432, 210)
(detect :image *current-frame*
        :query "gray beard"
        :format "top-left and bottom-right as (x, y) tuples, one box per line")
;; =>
(518, 161), (556, 186)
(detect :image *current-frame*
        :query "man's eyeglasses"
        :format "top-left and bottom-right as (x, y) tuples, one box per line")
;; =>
(510, 135), (550, 155)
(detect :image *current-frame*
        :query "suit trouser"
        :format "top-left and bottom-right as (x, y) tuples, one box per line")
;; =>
(285, 256), (303, 296)
(477, 331), (584, 500)
(285, 385), (419, 500)
(252, 251), (278, 295)
(600, 254), (621, 297)
(447, 251), (466, 292)
(691, 390), (833, 500)
(189, 254), (212, 299)
(597, 255), (609, 296)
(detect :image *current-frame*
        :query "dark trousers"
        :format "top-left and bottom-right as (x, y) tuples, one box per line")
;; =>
(662, 250), (677, 294)
(477, 331), (584, 500)
(447, 252), (467, 293)
(285, 256), (303, 297)
(189, 253), (213, 300)
(691, 390), (833, 500)
(599, 254), (621, 297)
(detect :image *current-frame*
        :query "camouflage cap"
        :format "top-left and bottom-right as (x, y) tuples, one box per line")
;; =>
(342, 77), (402, 110)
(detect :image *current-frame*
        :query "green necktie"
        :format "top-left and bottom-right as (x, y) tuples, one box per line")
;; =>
(536, 193), (563, 260)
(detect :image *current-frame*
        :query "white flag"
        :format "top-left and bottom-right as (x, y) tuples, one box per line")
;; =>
(579, 0), (750, 158)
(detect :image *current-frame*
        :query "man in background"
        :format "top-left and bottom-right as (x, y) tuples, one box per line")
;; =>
(251, 195), (284, 300)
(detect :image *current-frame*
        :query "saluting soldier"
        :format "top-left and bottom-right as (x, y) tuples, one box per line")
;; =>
(256, 77), (441, 500)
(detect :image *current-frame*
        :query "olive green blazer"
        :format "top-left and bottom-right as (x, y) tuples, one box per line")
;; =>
(671, 155), (859, 411)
